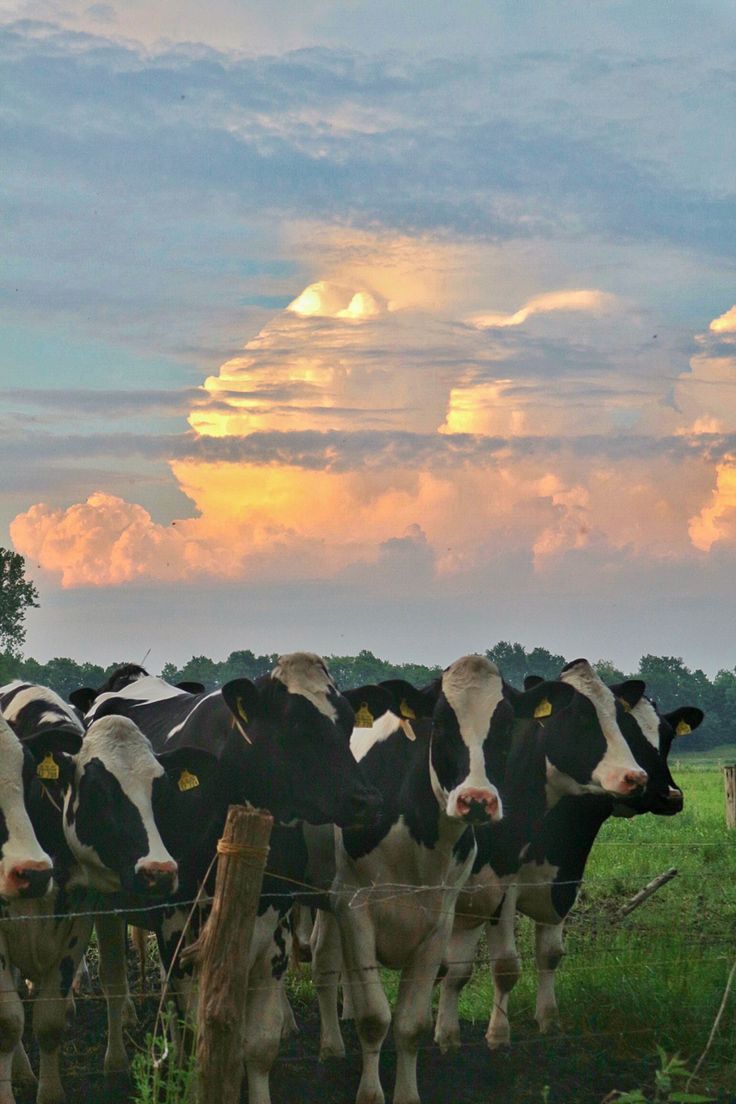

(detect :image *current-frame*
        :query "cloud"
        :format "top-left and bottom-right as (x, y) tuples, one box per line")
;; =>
(467, 289), (614, 330)
(710, 304), (736, 334)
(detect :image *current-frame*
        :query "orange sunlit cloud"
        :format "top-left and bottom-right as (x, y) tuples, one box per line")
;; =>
(10, 265), (736, 588)
(709, 304), (736, 334)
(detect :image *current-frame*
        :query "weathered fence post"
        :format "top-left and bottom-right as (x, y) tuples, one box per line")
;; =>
(196, 804), (273, 1104)
(724, 765), (736, 829)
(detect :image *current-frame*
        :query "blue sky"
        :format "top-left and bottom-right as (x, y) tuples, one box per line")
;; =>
(3, 1), (736, 674)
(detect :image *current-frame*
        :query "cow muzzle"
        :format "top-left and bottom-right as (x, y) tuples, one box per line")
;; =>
(454, 788), (500, 824)
(5, 861), (53, 900)
(598, 768), (648, 797)
(132, 860), (178, 898)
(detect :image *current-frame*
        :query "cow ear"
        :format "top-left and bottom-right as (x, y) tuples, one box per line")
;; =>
(69, 688), (96, 713)
(379, 679), (437, 719)
(221, 678), (262, 734)
(507, 680), (574, 719)
(24, 744), (76, 789)
(614, 680), (646, 712)
(157, 747), (218, 791)
(342, 686), (388, 728)
(664, 706), (704, 738)
(22, 728), (84, 759)
(523, 675), (544, 691)
(176, 681), (205, 695)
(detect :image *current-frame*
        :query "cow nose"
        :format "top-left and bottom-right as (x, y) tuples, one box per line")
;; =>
(135, 860), (178, 897)
(666, 786), (684, 811)
(455, 788), (500, 824)
(9, 863), (53, 899)
(621, 769), (648, 794)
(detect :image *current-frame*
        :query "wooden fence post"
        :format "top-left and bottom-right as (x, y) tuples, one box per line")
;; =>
(725, 765), (736, 829)
(196, 804), (273, 1104)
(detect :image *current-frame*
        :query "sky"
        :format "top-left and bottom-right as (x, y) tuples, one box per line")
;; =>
(3, 1), (736, 675)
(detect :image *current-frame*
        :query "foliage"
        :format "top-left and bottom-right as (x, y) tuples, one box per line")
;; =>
(0, 547), (39, 656)
(604, 1049), (715, 1102)
(131, 1018), (196, 1104)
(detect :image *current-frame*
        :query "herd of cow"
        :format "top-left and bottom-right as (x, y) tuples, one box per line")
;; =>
(0, 651), (703, 1104)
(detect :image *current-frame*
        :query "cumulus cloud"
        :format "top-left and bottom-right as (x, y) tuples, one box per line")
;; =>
(709, 305), (736, 334)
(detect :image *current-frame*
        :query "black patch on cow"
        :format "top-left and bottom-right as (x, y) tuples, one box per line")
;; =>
(72, 758), (150, 891)
(59, 956), (75, 997)
(68, 936), (78, 949)
(270, 918), (290, 980)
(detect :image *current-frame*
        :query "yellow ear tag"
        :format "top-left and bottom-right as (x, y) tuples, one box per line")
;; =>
(354, 703), (374, 728)
(533, 699), (552, 720)
(37, 754), (60, 781)
(675, 720), (692, 736)
(178, 769), (200, 792)
(236, 697), (249, 724)
(400, 699), (416, 720)
(617, 697), (631, 713)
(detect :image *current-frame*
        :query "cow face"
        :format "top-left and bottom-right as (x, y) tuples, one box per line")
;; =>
(611, 694), (703, 817)
(0, 716), (53, 899)
(220, 653), (382, 828)
(64, 716), (178, 897)
(428, 657), (573, 825)
(553, 660), (648, 797)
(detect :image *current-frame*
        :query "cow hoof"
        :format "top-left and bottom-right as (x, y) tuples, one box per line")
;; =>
(104, 1054), (130, 1076)
(536, 1013), (560, 1035)
(319, 1040), (346, 1061)
(37, 1086), (66, 1104)
(485, 1030), (511, 1051)
(434, 1028), (460, 1053)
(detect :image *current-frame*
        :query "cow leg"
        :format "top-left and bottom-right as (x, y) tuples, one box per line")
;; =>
(280, 987), (299, 1041)
(534, 920), (565, 1033)
(434, 921), (484, 1052)
(336, 905), (390, 1104)
(485, 890), (520, 1050)
(393, 926), (450, 1104)
(11, 1042), (36, 1090)
(95, 915), (130, 1074)
(243, 920), (292, 1104)
(0, 946), (23, 1104)
(311, 910), (345, 1060)
(33, 919), (92, 1104)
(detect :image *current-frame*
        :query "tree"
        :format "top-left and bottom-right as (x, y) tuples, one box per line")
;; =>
(0, 548), (39, 657)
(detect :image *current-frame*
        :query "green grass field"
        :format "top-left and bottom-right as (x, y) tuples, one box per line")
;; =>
(287, 766), (736, 1100)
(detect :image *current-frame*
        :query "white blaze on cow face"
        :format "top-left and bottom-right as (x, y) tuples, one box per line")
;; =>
(87, 674), (189, 720)
(271, 652), (338, 720)
(559, 661), (648, 797)
(432, 656), (503, 823)
(64, 716), (178, 895)
(0, 716), (53, 899)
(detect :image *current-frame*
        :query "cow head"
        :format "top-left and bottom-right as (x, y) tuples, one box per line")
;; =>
(429, 656), (574, 825)
(610, 692), (703, 817)
(219, 653), (382, 828)
(0, 716), (53, 900)
(549, 660), (648, 798)
(63, 716), (178, 897)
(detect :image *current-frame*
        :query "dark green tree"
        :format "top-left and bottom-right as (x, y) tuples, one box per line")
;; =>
(0, 548), (39, 657)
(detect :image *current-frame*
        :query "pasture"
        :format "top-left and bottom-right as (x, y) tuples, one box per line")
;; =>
(12, 763), (733, 1104)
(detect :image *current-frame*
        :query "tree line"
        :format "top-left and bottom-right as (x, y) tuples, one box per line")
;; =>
(0, 642), (733, 752)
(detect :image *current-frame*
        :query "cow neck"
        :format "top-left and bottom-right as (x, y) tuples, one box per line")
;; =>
(26, 778), (75, 885)
(522, 793), (613, 919)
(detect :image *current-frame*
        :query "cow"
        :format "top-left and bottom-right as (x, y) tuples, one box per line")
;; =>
(311, 656), (576, 1104)
(73, 652), (382, 1104)
(433, 660), (702, 1053)
(0, 680), (195, 1103)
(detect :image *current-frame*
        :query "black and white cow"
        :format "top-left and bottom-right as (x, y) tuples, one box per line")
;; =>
(311, 656), (575, 1104)
(75, 652), (382, 1104)
(434, 660), (701, 1052)
(0, 680), (192, 1103)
